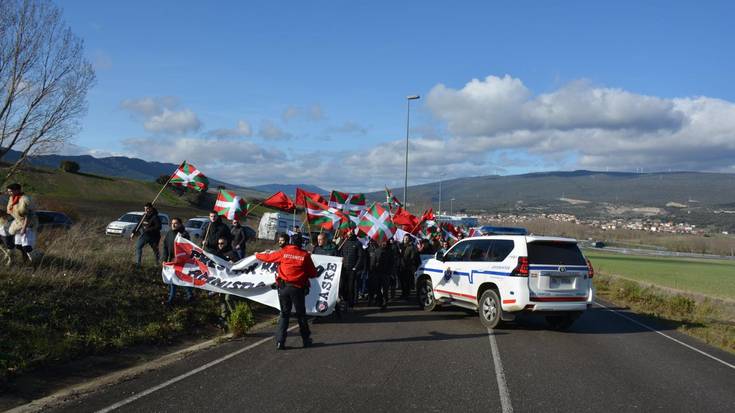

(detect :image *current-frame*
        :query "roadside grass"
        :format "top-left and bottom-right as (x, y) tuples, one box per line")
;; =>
(0, 220), (277, 389)
(585, 250), (735, 301)
(593, 273), (735, 355)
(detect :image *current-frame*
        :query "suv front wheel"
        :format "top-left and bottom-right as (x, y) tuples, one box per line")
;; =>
(479, 289), (502, 328)
(417, 277), (437, 311)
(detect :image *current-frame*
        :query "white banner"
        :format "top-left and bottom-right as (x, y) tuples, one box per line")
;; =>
(162, 236), (342, 316)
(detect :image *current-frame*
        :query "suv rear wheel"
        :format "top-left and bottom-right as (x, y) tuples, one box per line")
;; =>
(479, 289), (502, 328)
(417, 277), (437, 311)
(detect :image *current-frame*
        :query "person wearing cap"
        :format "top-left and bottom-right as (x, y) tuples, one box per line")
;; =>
(256, 233), (318, 350)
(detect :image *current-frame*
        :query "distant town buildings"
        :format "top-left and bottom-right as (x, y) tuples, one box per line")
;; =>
(479, 212), (702, 235)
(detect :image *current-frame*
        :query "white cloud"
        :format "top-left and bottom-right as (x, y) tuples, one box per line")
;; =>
(143, 108), (201, 134)
(325, 121), (368, 136)
(208, 120), (253, 138)
(259, 120), (292, 140)
(120, 96), (201, 135)
(425, 75), (735, 172)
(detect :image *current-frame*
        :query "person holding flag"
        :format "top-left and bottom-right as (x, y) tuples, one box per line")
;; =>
(131, 202), (162, 267)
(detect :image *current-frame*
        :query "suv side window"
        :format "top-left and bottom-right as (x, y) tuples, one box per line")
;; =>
(444, 241), (471, 262)
(465, 239), (493, 262)
(488, 239), (514, 262)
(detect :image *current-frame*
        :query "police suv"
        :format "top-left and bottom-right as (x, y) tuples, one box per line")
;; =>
(415, 227), (594, 329)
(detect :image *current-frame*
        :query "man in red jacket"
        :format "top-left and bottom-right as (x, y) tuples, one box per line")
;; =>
(256, 233), (318, 350)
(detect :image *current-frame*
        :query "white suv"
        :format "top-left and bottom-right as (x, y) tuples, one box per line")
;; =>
(415, 229), (594, 329)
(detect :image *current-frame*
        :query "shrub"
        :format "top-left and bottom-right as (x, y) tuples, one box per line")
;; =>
(59, 160), (80, 173)
(229, 302), (256, 337)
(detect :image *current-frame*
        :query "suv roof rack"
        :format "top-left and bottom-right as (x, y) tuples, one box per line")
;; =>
(477, 226), (528, 236)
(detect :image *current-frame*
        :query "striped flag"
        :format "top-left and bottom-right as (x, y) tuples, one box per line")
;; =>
(329, 190), (366, 213)
(384, 187), (403, 208)
(358, 203), (396, 243)
(305, 197), (351, 231)
(214, 190), (246, 220)
(170, 161), (209, 192)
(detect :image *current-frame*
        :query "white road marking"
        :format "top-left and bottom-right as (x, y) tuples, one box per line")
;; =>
(487, 328), (514, 413)
(594, 301), (735, 370)
(95, 326), (298, 413)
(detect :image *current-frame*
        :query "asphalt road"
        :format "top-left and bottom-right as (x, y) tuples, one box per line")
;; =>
(47, 297), (735, 413)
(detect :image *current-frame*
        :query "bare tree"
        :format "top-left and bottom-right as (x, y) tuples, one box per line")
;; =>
(0, 0), (95, 183)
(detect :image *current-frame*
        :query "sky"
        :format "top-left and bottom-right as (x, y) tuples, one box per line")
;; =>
(55, 0), (735, 191)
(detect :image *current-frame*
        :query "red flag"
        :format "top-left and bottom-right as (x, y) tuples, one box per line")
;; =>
(421, 208), (435, 222)
(391, 207), (419, 229)
(295, 188), (326, 207)
(262, 191), (295, 212)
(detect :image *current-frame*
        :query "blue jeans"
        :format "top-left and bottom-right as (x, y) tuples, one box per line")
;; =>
(167, 284), (193, 304)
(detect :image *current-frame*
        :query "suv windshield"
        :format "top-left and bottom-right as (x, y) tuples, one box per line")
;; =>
(118, 214), (142, 223)
(528, 241), (586, 265)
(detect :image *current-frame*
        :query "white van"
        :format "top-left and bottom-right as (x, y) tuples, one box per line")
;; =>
(415, 232), (594, 330)
(257, 212), (293, 240)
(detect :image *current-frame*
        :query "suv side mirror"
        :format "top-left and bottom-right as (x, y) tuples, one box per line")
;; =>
(435, 251), (444, 262)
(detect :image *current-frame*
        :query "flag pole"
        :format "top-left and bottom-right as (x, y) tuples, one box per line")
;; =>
(131, 162), (181, 239)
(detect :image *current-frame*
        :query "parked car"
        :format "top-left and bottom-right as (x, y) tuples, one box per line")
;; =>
(105, 212), (170, 237)
(35, 210), (74, 231)
(184, 217), (209, 240)
(415, 228), (594, 330)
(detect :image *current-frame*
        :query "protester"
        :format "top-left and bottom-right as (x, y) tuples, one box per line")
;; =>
(5, 183), (38, 263)
(312, 232), (337, 256)
(338, 230), (364, 310)
(215, 236), (239, 329)
(438, 239), (451, 256)
(256, 233), (318, 350)
(417, 238), (435, 255)
(399, 234), (420, 298)
(369, 239), (395, 309)
(202, 211), (230, 253)
(360, 240), (376, 300)
(161, 217), (193, 305)
(230, 218), (247, 259)
(131, 202), (161, 267)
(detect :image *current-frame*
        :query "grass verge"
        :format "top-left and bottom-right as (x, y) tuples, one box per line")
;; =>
(0, 220), (277, 391)
(594, 273), (735, 354)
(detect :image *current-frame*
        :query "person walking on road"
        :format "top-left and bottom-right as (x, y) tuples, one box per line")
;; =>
(369, 239), (395, 309)
(256, 233), (318, 350)
(161, 217), (193, 305)
(338, 230), (364, 310)
(131, 202), (161, 267)
(399, 234), (420, 298)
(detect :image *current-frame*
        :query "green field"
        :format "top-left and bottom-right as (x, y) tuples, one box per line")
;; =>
(585, 250), (735, 301)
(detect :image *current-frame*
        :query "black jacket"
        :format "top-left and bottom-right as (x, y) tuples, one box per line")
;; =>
(230, 225), (247, 249)
(139, 209), (162, 240)
(215, 245), (238, 263)
(400, 243), (421, 272)
(203, 218), (231, 252)
(339, 235), (364, 272)
(371, 245), (396, 275)
(162, 229), (190, 262)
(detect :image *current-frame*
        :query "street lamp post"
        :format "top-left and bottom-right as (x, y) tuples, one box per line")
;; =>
(404, 94), (420, 206)
(450, 198), (455, 215)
